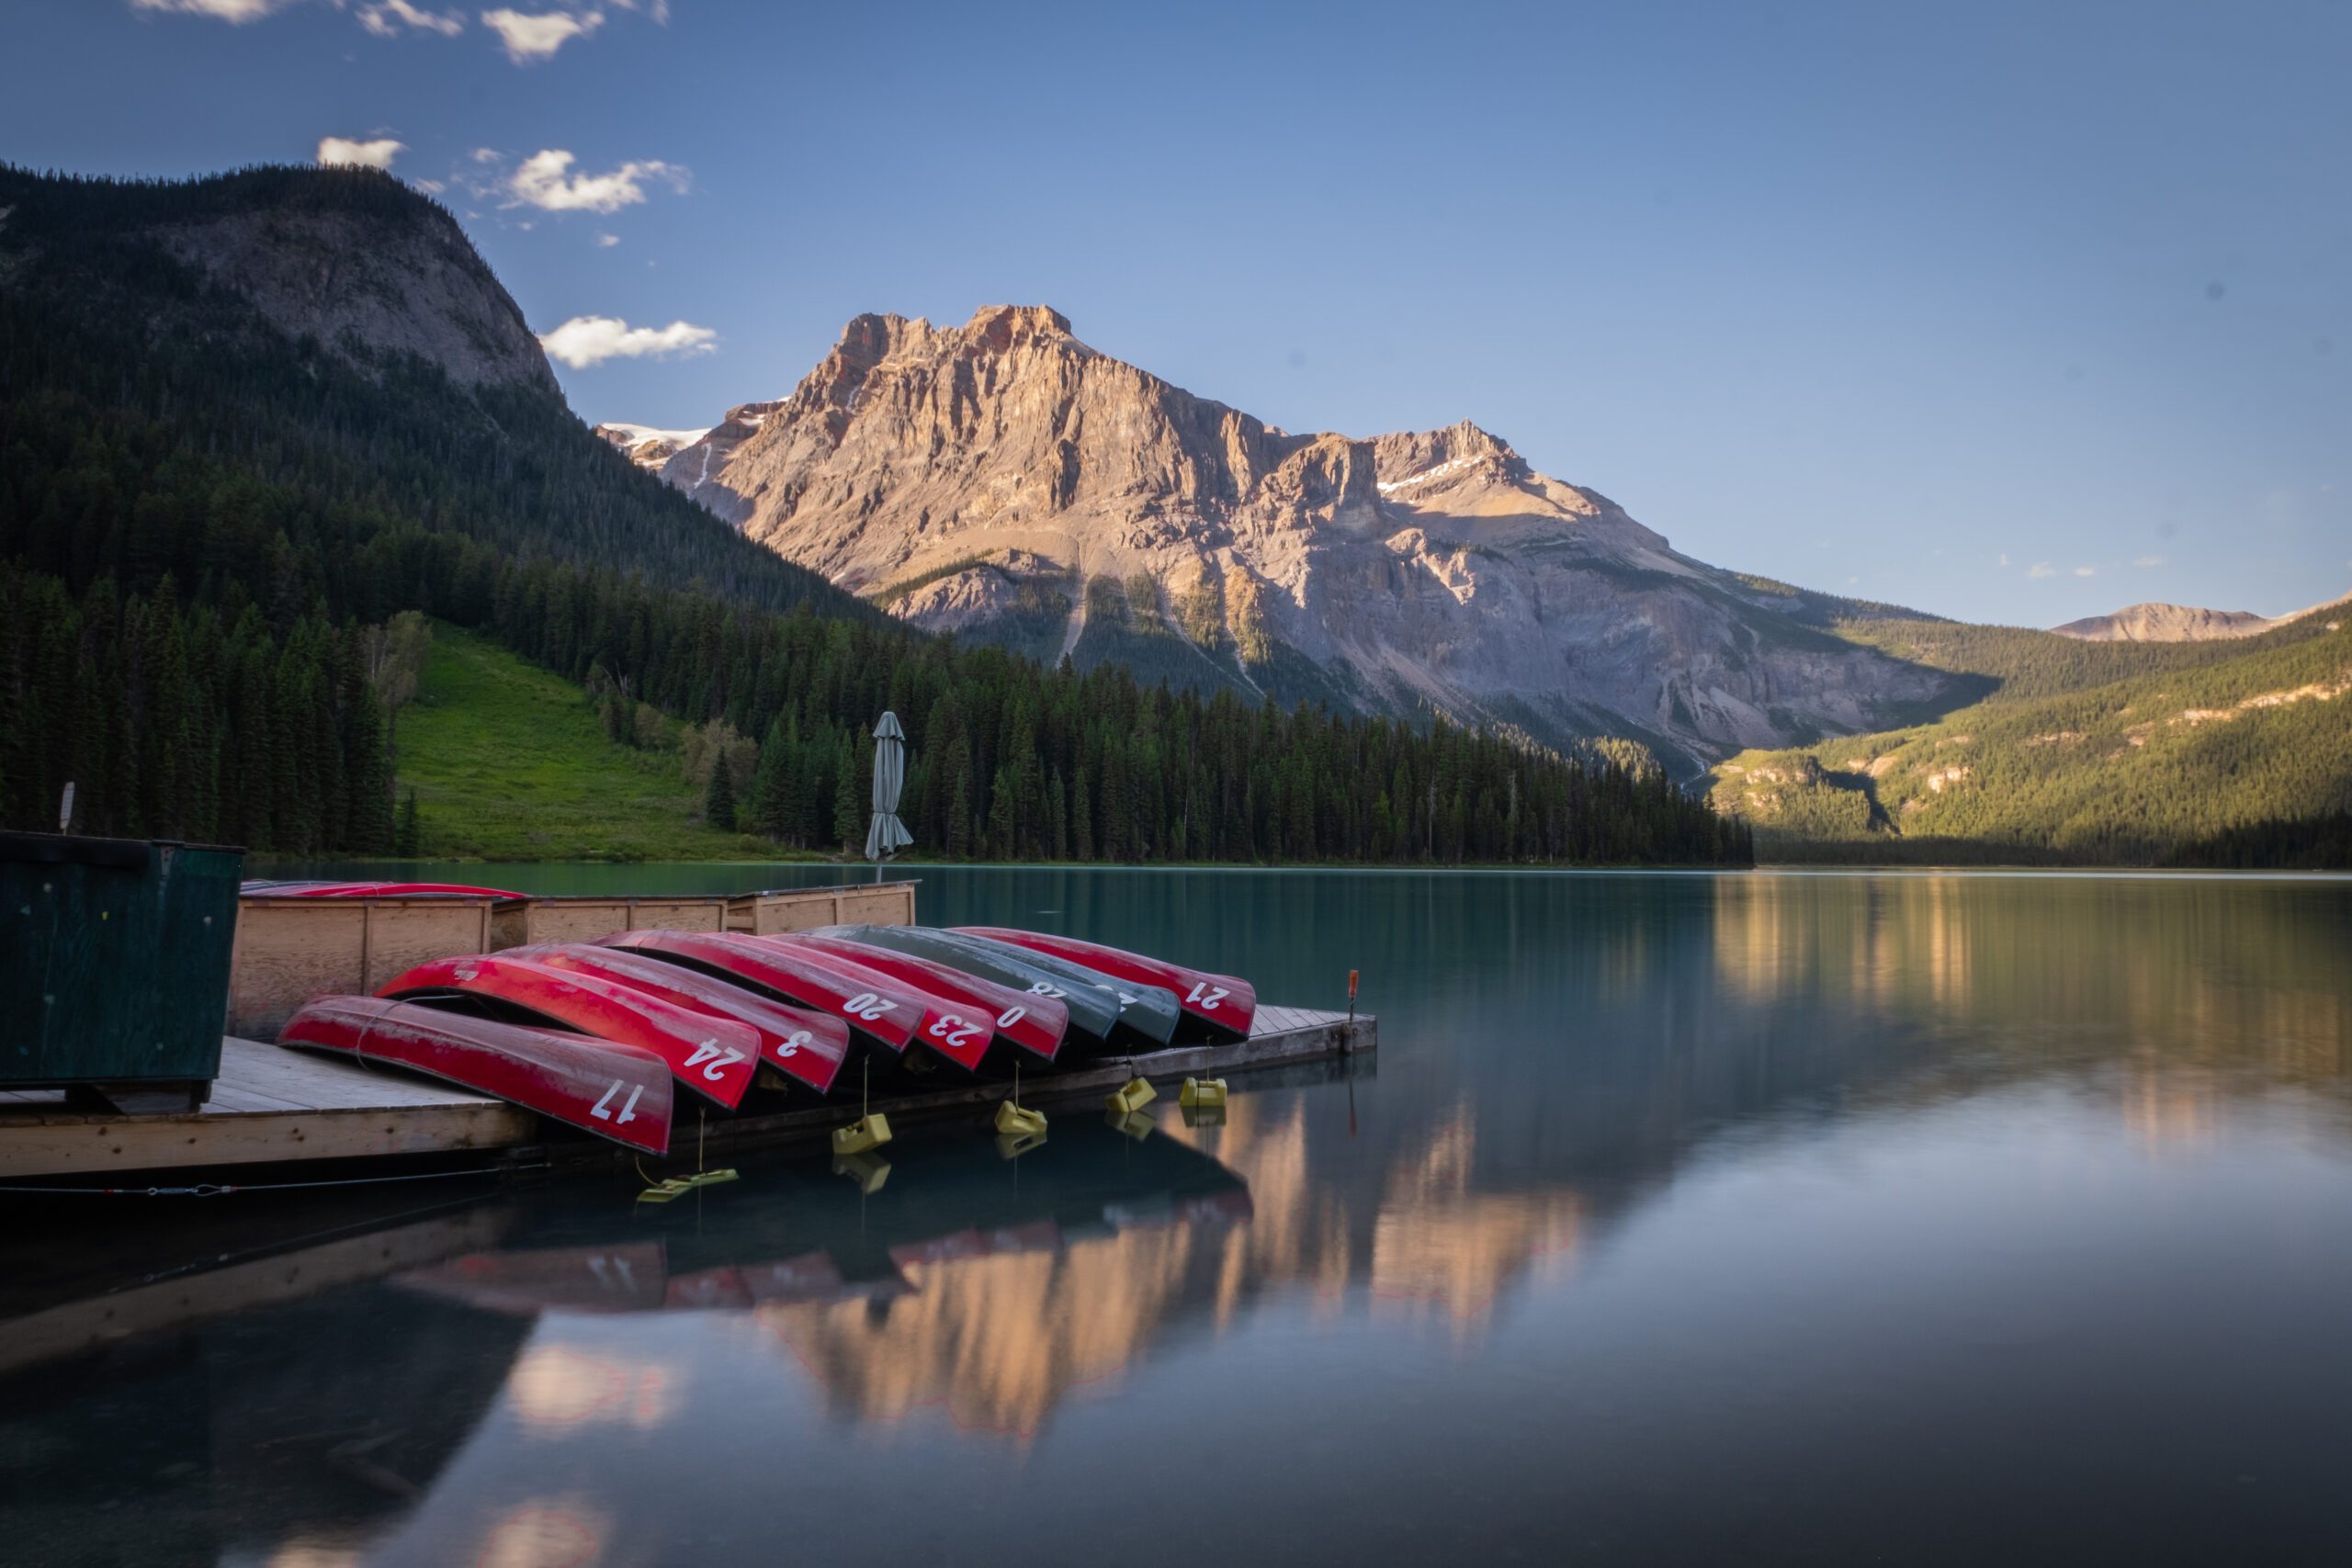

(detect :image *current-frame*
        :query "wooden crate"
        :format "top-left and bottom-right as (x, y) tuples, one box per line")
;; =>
(227, 882), (918, 1040)
(228, 897), (499, 1041)
(726, 880), (918, 934)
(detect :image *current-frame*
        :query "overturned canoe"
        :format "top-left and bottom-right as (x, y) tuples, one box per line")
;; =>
(374, 953), (763, 1109)
(817, 925), (1128, 1049)
(896, 927), (1181, 1050)
(778, 932), (1068, 1068)
(277, 994), (673, 1154)
(241, 880), (526, 899)
(502, 942), (852, 1096)
(593, 929), (972, 1075)
(952, 929), (1255, 1043)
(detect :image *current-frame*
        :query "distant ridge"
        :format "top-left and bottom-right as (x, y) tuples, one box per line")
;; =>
(2052, 602), (2275, 642)
(2052, 592), (2351, 643)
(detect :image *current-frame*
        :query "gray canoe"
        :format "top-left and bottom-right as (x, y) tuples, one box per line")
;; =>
(814, 925), (1178, 1051)
(924, 928), (1182, 1049)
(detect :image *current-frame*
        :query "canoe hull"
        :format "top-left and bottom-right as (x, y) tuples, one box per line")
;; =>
(952, 929), (1256, 1043)
(374, 953), (763, 1109)
(817, 925), (1128, 1048)
(907, 928), (1181, 1049)
(594, 929), (976, 1079)
(501, 942), (852, 1096)
(277, 995), (673, 1154)
(778, 933), (1068, 1068)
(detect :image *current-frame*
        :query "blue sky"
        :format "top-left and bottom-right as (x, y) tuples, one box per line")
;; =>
(8, 1), (2347, 627)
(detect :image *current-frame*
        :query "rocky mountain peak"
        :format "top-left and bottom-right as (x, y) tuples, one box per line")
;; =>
(627, 306), (1954, 772)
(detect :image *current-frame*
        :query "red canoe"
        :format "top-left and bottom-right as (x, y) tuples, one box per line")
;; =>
(593, 931), (988, 1081)
(503, 942), (851, 1095)
(594, 930), (981, 1076)
(776, 933), (1068, 1068)
(241, 880), (526, 899)
(952, 929), (1256, 1043)
(278, 995), (673, 1154)
(374, 953), (763, 1109)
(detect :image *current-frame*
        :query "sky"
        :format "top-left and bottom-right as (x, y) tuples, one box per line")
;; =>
(6, 0), (2348, 628)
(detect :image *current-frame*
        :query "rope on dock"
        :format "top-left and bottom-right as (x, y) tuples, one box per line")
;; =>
(0, 1163), (530, 1197)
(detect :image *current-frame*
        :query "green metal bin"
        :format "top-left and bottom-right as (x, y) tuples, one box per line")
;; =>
(2, 832), (245, 1096)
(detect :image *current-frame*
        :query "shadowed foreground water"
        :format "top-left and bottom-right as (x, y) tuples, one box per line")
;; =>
(5, 868), (2350, 1566)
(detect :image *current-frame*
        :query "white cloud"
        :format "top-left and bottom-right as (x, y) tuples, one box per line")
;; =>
(413, 178), (447, 193)
(506, 149), (687, 212)
(360, 0), (465, 36)
(608, 0), (667, 17)
(2029, 562), (2056, 579)
(481, 7), (603, 62)
(537, 315), (716, 368)
(130, 0), (298, 21)
(317, 136), (405, 170)
(2073, 566), (2097, 577)
(596, 232), (620, 246)
(1998, 553), (2010, 568)
(2133, 555), (2167, 567)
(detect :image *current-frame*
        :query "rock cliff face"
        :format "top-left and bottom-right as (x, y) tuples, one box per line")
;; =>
(641, 305), (1953, 771)
(2051, 602), (2275, 642)
(153, 201), (558, 392)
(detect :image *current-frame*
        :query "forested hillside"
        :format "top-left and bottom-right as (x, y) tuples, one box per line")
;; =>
(0, 164), (1745, 865)
(1830, 615), (2341, 706)
(1709, 616), (2352, 862)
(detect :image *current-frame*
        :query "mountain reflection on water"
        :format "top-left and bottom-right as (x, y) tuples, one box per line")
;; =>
(4, 868), (2349, 1567)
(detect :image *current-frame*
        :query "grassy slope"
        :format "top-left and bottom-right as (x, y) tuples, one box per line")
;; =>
(395, 626), (813, 863)
(1709, 617), (2352, 862)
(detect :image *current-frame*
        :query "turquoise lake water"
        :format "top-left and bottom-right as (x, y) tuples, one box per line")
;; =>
(6, 866), (2350, 1565)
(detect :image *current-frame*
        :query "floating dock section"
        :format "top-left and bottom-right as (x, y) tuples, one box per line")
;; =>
(0, 1006), (1372, 1182)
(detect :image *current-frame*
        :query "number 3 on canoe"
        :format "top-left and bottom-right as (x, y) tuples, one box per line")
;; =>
(776, 1031), (811, 1058)
(591, 1078), (645, 1124)
(684, 1040), (748, 1082)
(1185, 982), (1229, 1010)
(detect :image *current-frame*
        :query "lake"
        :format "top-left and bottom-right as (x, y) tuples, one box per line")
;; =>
(6, 867), (2351, 1566)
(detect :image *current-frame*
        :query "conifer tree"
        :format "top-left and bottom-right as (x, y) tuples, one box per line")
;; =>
(752, 715), (792, 840)
(705, 752), (737, 833)
(394, 788), (422, 855)
(831, 738), (861, 851)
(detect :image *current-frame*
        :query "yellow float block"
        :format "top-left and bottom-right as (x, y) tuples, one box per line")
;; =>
(994, 1100), (1047, 1138)
(1105, 1077), (1157, 1114)
(636, 1168), (739, 1204)
(1179, 1077), (1227, 1109)
(831, 1112), (893, 1156)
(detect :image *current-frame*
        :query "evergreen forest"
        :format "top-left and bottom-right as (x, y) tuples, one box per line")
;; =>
(0, 164), (1747, 866)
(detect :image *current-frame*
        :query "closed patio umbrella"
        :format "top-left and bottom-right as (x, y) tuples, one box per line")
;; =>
(865, 712), (914, 878)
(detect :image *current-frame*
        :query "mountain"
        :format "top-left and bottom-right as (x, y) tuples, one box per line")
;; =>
(594, 422), (711, 473)
(1707, 613), (2352, 861)
(629, 306), (1962, 774)
(2052, 601), (2278, 642)
(1, 164), (1740, 867)
(2049, 592), (2350, 643)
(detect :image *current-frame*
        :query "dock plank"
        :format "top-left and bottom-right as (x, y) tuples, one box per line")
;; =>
(0, 1038), (532, 1179)
(1, 1010), (1372, 1180)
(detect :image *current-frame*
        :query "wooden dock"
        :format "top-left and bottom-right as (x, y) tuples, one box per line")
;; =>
(0, 1006), (1373, 1182)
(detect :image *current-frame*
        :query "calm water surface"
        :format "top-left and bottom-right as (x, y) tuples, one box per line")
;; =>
(6, 868), (2351, 1566)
